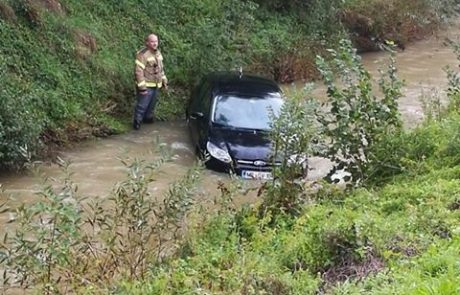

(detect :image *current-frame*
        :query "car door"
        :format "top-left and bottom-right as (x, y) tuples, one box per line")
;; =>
(188, 79), (212, 151)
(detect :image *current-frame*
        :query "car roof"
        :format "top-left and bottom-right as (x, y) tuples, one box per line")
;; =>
(204, 71), (282, 97)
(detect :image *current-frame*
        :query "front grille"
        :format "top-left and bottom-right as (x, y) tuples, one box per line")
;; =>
(236, 159), (281, 169)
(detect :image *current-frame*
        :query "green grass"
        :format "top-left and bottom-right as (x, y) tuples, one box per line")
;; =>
(113, 111), (460, 294)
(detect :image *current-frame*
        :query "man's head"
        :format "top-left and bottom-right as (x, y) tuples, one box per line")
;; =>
(145, 34), (159, 51)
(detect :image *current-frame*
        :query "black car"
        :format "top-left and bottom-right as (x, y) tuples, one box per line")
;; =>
(186, 71), (286, 179)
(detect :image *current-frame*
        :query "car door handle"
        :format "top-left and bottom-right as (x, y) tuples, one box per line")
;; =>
(190, 112), (204, 120)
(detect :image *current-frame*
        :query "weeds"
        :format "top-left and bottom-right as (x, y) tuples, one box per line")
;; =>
(0, 146), (201, 293)
(260, 85), (320, 217)
(1, 159), (81, 293)
(420, 87), (445, 122)
(445, 40), (460, 113)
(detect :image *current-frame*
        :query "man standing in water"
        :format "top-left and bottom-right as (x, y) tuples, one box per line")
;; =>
(133, 33), (168, 130)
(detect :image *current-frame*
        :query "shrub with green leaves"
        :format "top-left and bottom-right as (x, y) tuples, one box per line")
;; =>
(0, 54), (46, 170)
(316, 39), (403, 186)
(445, 41), (460, 113)
(0, 151), (201, 293)
(0, 160), (82, 292)
(260, 86), (321, 217)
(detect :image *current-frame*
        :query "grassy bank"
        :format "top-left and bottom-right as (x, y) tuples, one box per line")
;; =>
(119, 162), (460, 294)
(0, 0), (457, 169)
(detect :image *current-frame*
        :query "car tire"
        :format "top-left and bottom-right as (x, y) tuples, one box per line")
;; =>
(195, 146), (205, 160)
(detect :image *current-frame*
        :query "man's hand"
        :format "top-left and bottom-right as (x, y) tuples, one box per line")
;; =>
(162, 77), (169, 91)
(139, 89), (148, 95)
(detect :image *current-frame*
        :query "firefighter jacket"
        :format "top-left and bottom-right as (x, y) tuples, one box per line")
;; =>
(135, 48), (167, 90)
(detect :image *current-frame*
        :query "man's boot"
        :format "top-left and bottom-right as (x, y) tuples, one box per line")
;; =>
(133, 120), (141, 130)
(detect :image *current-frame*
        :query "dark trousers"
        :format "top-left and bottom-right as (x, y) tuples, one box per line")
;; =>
(133, 87), (158, 123)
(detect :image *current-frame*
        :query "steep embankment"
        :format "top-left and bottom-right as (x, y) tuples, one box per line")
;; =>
(0, 0), (454, 169)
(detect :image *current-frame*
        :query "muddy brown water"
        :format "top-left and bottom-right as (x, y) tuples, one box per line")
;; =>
(0, 26), (459, 238)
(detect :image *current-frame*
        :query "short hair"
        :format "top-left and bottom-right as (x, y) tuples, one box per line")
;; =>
(145, 34), (158, 41)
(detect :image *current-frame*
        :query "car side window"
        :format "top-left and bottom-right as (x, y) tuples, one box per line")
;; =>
(191, 80), (212, 116)
(201, 84), (213, 117)
(190, 80), (208, 112)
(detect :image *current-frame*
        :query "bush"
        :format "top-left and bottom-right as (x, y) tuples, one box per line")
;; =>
(261, 87), (320, 217)
(0, 54), (46, 169)
(0, 154), (201, 293)
(316, 39), (403, 186)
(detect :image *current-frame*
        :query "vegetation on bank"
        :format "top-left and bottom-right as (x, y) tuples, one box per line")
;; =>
(0, 0), (458, 169)
(1, 32), (460, 294)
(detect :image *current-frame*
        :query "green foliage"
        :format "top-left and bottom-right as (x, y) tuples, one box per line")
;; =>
(3, 57), (460, 293)
(117, 154), (460, 294)
(279, 207), (373, 273)
(252, 0), (345, 37)
(342, 0), (446, 50)
(426, 0), (460, 23)
(445, 41), (460, 113)
(1, 159), (82, 292)
(0, 79), (46, 170)
(0, 146), (201, 293)
(118, 208), (320, 294)
(316, 39), (403, 186)
(261, 87), (320, 217)
(332, 238), (460, 294)
(366, 111), (460, 185)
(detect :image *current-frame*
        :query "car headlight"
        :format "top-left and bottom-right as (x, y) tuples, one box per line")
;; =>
(206, 141), (232, 163)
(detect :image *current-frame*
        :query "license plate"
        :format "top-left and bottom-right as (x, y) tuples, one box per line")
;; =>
(241, 170), (273, 180)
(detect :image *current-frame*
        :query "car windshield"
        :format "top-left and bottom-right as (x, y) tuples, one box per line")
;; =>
(212, 94), (284, 130)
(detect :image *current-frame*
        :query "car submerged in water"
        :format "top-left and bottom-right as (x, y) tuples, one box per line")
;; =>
(186, 71), (300, 179)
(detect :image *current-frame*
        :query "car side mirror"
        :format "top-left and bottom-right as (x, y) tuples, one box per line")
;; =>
(190, 112), (204, 120)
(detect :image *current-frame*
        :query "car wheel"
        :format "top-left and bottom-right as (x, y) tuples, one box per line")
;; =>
(195, 146), (204, 160)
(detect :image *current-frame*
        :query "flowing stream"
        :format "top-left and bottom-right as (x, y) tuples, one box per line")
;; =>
(0, 25), (459, 236)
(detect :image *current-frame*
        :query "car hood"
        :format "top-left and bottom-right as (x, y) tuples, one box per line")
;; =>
(210, 127), (272, 160)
